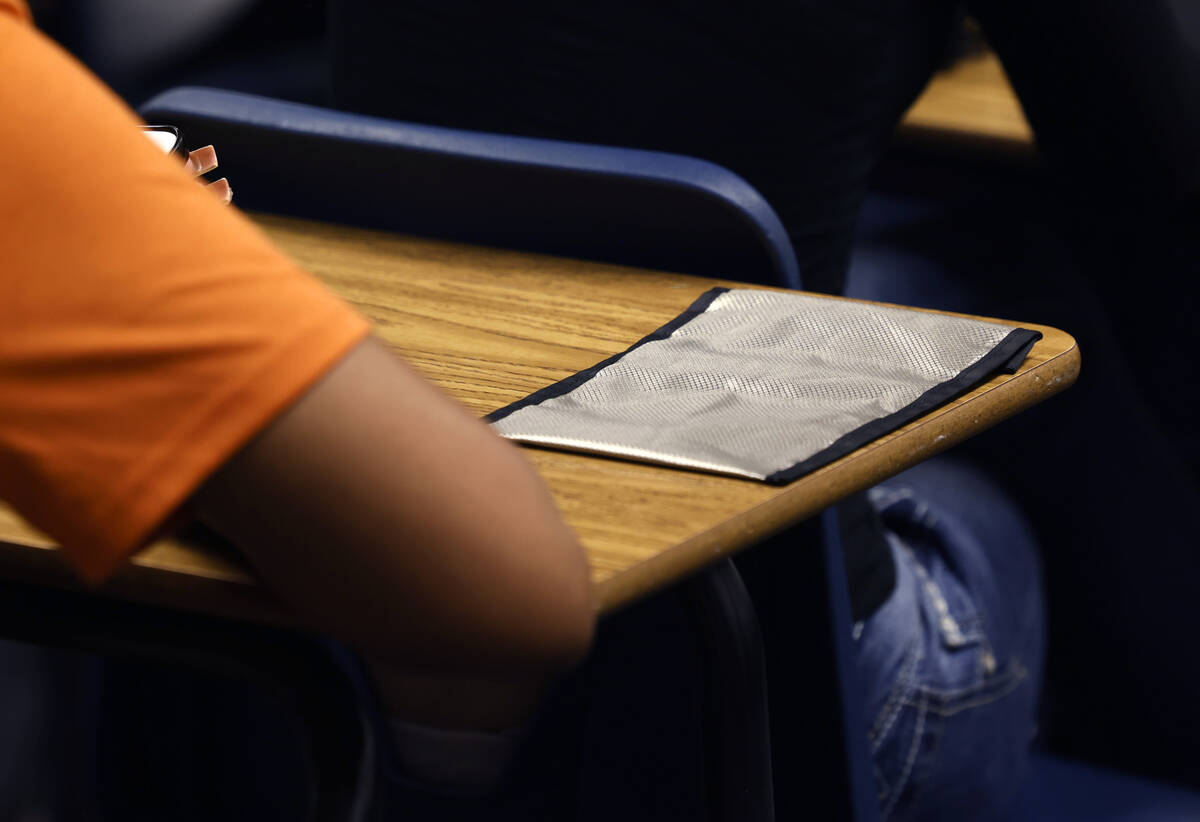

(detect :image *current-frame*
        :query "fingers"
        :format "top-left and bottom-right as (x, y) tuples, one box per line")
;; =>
(186, 145), (218, 176)
(185, 145), (232, 204)
(143, 131), (228, 204)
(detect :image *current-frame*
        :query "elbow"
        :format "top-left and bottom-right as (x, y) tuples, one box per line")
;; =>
(387, 526), (596, 677)
(472, 520), (596, 675)
(513, 532), (597, 672)
(542, 568), (597, 671)
(349, 525), (596, 677)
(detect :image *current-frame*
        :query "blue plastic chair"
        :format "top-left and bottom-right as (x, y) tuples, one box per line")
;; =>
(141, 86), (801, 822)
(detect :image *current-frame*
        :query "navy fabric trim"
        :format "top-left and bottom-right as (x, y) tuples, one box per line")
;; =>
(485, 287), (729, 424)
(1001, 332), (1040, 374)
(763, 327), (1042, 484)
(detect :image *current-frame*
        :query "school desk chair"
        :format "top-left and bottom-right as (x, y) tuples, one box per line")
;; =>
(140, 85), (792, 822)
(138, 87), (1200, 821)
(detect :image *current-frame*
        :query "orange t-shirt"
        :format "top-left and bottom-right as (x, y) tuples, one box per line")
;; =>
(0, 1), (370, 582)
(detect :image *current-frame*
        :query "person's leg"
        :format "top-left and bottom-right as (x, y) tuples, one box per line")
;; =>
(857, 458), (1044, 820)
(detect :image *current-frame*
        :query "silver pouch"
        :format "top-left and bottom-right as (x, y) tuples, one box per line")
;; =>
(487, 288), (1040, 483)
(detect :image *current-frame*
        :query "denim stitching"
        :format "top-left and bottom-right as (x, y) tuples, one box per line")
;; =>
(870, 639), (922, 752)
(874, 763), (889, 804)
(914, 657), (1026, 701)
(881, 693), (928, 820)
(904, 544), (980, 649)
(868, 637), (916, 740)
(879, 662), (1031, 818)
(904, 702), (949, 818)
(882, 489), (996, 651)
(911, 660), (1029, 717)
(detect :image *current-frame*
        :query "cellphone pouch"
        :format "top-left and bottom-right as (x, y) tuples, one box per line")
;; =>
(487, 288), (1040, 483)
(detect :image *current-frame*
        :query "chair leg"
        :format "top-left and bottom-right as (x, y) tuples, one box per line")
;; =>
(680, 560), (775, 822)
(819, 509), (883, 822)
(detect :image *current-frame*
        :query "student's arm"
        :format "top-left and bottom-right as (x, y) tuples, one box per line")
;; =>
(194, 337), (595, 674)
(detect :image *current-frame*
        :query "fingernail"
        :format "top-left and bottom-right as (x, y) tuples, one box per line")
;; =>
(187, 145), (219, 175)
(208, 177), (233, 204)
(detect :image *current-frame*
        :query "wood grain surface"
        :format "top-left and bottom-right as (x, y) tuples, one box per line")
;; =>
(900, 51), (1034, 152)
(0, 215), (1078, 622)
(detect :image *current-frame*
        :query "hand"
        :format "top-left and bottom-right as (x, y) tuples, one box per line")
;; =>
(183, 144), (232, 204)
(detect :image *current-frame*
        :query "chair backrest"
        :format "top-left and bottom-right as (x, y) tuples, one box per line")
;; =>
(140, 87), (801, 289)
(136, 88), (847, 821)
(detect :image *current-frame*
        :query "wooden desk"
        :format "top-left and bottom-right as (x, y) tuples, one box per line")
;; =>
(899, 51), (1034, 153)
(0, 215), (1078, 621)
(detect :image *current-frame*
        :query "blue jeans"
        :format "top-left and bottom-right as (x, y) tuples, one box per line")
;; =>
(856, 459), (1045, 821)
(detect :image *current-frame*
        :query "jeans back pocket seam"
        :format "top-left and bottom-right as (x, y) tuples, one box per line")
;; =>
(880, 692), (931, 820)
(914, 658), (1028, 718)
(869, 638), (923, 753)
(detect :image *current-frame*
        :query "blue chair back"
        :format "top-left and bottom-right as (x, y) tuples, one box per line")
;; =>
(140, 87), (801, 289)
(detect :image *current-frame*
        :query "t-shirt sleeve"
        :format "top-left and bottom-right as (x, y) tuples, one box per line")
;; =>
(0, 11), (371, 582)
(0, 0), (30, 23)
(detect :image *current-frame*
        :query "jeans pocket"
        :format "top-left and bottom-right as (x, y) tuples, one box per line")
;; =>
(872, 653), (1031, 821)
(904, 544), (1004, 689)
(867, 474), (1043, 819)
(869, 544), (1031, 820)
